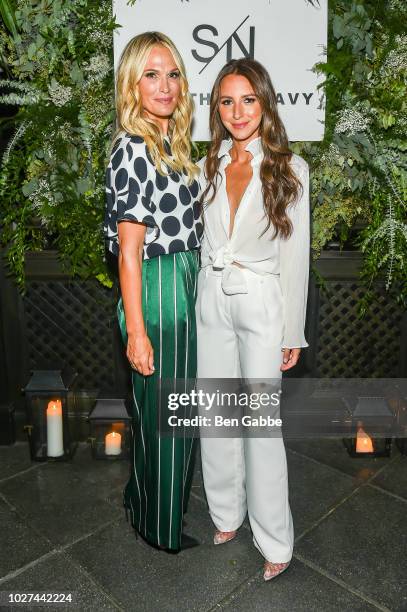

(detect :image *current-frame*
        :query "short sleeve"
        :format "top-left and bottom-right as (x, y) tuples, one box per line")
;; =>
(104, 135), (159, 256)
(279, 158), (310, 349)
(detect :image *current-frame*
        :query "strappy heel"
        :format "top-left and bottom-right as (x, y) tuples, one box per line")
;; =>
(213, 530), (237, 545)
(263, 560), (291, 581)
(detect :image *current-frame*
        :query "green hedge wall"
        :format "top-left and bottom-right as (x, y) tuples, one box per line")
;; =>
(0, 0), (406, 310)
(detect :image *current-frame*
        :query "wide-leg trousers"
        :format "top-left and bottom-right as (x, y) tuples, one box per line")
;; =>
(196, 266), (294, 563)
(118, 250), (199, 550)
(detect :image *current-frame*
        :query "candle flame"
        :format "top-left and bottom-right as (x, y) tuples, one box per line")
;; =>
(356, 427), (374, 453)
(47, 399), (62, 415)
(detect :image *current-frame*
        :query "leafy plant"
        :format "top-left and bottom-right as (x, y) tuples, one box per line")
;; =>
(292, 0), (407, 308)
(0, 0), (406, 311)
(0, 0), (117, 288)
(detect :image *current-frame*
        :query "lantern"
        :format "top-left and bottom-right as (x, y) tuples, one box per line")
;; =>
(88, 398), (131, 460)
(23, 369), (77, 461)
(343, 396), (394, 458)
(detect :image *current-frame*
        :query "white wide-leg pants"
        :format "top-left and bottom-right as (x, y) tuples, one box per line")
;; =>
(196, 266), (294, 563)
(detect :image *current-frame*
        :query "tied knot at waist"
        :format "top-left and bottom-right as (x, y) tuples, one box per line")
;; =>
(209, 246), (248, 295)
(211, 245), (235, 267)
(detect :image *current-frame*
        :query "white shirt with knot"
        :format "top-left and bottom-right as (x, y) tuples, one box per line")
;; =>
(197, 136), (310, 349)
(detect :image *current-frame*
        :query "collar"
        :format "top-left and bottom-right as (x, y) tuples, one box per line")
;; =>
(217, 136), (263, 162)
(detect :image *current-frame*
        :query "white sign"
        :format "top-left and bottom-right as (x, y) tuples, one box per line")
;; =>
(112, 0), (327, 141)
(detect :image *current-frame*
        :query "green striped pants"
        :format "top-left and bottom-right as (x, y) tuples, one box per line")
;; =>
(117, 250), (199, 550)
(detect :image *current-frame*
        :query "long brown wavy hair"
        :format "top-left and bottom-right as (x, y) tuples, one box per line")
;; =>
(202, 58), (303, 238)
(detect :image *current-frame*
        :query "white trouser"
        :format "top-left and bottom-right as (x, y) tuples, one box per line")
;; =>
(196, 266), (294, 563)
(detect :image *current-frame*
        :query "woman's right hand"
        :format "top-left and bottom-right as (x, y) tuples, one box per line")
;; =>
(127, 332), (155, 376)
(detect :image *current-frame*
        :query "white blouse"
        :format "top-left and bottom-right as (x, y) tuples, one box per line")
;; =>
(198, 136), (310, 349)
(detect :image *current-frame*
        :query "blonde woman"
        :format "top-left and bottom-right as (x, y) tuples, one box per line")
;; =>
(104, 32), (202, 552)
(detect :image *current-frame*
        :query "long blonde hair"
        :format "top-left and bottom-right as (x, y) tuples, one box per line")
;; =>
(112, 31), (197, 183)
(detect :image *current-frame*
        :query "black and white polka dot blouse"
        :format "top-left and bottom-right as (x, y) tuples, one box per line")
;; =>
(104, 132), (202, 260)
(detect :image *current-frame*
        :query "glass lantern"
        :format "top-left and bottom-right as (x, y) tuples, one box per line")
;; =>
(88, 398), (131, 460)
(23, 369), (77, 461)
(343, 396), (394, 458)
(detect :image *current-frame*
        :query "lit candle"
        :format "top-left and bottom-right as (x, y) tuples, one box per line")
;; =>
(46, 399), (64, 457)
(105, 431), (122, 456)
(356, 426), (374, 453)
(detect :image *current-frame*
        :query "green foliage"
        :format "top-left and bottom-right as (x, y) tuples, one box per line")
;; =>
(0, 0), (406, 310)
(0, 0), (117, 289)
(293, 0), (407, 308)
(0, 0), (18, 38)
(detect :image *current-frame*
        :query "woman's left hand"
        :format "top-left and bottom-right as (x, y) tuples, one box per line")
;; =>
(280, 348), (301, 371)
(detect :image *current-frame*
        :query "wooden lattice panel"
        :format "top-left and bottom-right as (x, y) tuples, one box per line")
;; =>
(23, 280), (118, 389)
(316, 281), (403, 377)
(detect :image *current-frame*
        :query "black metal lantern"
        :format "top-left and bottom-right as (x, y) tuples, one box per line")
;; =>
(23, 369), (77, 461)
(88, 398), (131, 460)
(343, 396), (394, 458)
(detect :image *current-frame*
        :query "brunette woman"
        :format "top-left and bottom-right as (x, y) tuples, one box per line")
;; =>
(196, 58), (310, 579)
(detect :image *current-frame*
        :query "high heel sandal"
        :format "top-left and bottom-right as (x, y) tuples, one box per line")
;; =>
(263, 560), (291, 581)
(213, 530), (237, 545)
(124, 503), (198, 551)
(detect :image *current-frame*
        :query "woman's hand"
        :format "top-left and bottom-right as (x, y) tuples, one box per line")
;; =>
(280, 348), (301, 371)
(127, 332), (155, 376)
(117, 220), (154, 376)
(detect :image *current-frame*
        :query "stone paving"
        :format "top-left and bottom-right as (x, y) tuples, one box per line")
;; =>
(0, 439), (406, 611)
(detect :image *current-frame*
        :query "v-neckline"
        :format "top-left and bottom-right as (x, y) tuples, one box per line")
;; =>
(224, 164), (253, 240)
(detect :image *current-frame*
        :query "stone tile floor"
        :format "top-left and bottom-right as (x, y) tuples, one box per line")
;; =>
(0, 439), (406, 611)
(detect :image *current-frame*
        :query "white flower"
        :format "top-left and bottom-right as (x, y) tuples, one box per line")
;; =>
(380, 34), (407, 75)
(83, 54), (111, 83)
(48, 83), (73, 107)
(321, 143), (344, 165)
(29, 178), (55, 209)
(84, 7), (114, 47)
(335, 108), (370, 135)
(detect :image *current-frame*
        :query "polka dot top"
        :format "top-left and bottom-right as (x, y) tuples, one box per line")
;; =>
(104, 132), (202, 259)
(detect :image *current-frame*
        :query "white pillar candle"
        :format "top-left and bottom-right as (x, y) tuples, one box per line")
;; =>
(46, 400), (64, 457)
(105, 431), (122, 456)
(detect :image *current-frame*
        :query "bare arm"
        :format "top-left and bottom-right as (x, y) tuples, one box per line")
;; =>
(118, 221), (155, 376)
